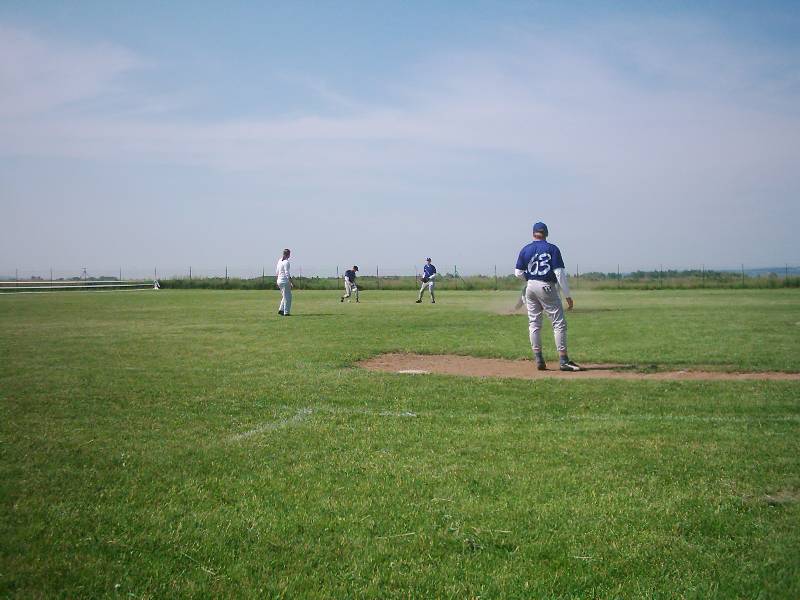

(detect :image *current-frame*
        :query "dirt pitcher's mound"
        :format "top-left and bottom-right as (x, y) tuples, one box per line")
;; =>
(359, 353), (800, 382)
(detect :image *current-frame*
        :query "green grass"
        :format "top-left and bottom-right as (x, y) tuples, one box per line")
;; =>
(1, 289), (799, 598)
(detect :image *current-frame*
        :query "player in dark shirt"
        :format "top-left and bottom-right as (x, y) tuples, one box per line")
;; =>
(341, 266), (359, 302)
(415, 258), (437, 303)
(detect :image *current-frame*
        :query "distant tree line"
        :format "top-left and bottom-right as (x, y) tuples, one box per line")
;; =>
(158, 269), (799, 291)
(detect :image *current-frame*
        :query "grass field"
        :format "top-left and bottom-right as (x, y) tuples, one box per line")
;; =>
(2, 289), (799, 598)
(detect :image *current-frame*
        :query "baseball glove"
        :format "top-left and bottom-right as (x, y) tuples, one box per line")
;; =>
(421, 277), (430, 283)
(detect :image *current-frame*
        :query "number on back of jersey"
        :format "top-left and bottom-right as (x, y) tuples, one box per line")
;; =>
(527, 252), (552, 277)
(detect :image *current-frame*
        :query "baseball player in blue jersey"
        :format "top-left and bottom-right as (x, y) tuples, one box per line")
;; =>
(515, 222), (581, 371)
(341, 265), (359, 302)
(415, 258), (437, 303)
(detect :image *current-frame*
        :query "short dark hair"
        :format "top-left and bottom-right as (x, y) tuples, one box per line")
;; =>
(282, 248), (291, 258)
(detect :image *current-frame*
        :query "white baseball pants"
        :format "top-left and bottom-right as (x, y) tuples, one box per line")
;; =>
(278, 282), (292, 314)
(418, 280), (435, 301)
(343, 280), (358, 301)
(525, 279), (566, 353)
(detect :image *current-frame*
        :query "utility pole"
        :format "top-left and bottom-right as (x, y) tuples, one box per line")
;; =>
(494, 265), (497, 291)
(376, 265), (380, 289)
(741, 264), (745, 288)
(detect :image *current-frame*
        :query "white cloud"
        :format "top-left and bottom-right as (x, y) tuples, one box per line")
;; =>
(0, 25), (142, 118)
(2, 20), (798, 184)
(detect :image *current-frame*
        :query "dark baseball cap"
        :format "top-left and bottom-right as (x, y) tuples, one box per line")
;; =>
(532, 222), (548, 236)
(426, 257), (432, 261)
(353, 265), (359, 270)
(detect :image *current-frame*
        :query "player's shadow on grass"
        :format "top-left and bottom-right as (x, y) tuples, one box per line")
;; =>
(291, 313), (337, 317)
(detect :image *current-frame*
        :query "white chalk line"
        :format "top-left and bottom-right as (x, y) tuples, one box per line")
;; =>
(229, 405), (798, 441)
(229, 407), (314, 441)
(229, 406), (419, 441)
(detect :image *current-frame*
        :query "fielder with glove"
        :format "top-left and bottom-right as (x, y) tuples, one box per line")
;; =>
(416, 258), (436, 303)
(341, 265), (359, 303)
(515, 222), (581, 372)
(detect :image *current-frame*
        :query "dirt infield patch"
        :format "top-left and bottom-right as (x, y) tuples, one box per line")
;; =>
(359, 353), (800, 381)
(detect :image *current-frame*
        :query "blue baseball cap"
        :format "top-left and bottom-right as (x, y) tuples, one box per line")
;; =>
(532, 222), (548, 236)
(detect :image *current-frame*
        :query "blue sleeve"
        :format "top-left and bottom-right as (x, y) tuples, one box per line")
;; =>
(432, 265), (437, 274)
(552, 247), (565, 270)
(515, 249), (526, 271)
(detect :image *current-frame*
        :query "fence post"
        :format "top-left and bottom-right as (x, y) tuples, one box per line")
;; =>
(376, 265), (380, 289)
(454, 266), (458, 290)
(225, 265), (228, 281)
(190, 266), (193, 280)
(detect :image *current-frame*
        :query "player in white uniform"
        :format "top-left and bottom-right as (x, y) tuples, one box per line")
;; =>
(341, 266), (359, 302)
(415, 258), (437, 303)
(515, 223), (581, 371)
(276, 248), (293, 316)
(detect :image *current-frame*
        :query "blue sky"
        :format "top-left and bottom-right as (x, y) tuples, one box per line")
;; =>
(2, 1), (799, 277)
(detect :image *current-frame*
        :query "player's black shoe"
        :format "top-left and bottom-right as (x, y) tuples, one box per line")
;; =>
(431, 300), (435, 303)
(559, 360), (581, 372)
(415, 299), (422, 303)
(536, 359), (546, 371)
(278, 310), (284, 315)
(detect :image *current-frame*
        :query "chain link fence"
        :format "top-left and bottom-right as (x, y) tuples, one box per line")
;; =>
(2, 263), (799, 291)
